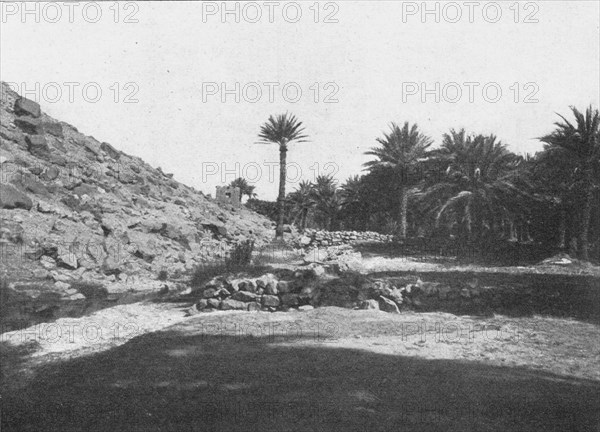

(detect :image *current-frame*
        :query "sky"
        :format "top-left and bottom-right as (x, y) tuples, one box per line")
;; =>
(1, 1), (599, 200)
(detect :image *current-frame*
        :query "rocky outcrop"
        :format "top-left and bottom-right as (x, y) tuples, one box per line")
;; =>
(0, 82), (274, 294)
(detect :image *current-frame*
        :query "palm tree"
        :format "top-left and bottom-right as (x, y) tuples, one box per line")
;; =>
(419, 130), (531, 244)
(339, 175), (369, 230)
(287, 180), (315, 231)
(539, 106), (599, 260)
(257, 113), (308, 238)
(364, 122), (433, 238)
(229, 177), (256, 202)
(312, 175), (341, 230)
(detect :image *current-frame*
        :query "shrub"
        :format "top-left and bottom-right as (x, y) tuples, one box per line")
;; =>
(227, 240), (254, 267)
(157, 270), (168, 281)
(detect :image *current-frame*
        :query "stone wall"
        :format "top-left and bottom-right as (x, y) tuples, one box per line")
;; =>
(298, 229), (393, 248)
(216, 186), (241, 207)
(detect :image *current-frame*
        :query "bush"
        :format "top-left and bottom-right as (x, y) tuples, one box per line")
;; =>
(157, 270), (168, 281)
(227, 240), (254, 267)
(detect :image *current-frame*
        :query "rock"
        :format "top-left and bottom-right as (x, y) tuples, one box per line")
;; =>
(202, 288), (219, 298)
(359, 299), (380, 310)
(202, 222), (228, 237)
(41, 166), (60, 181)
(207, 298), (221, 309)
(57, 253), (78, 270)
(276, 280), (291, 294)
(68, 293), (86, 301)
(261, 295), (280, 307)
(26, 135), (50, 156)
(239, 280), (257, 293)
(264, 281), (278, 295)
(388, 288), (404, 305)
(247, 302), (261, 312)
(299, 235), (312, 246)
(43, 122), (64, 138)
(232, 291), (259, 302)
(54, 281), (70, 291)
(378, 296), (400, 313)
(220, 299), (247, 310)
(281, 293), (299, 307)
(100, 142), (121, 160)
(40, 255), (56, 269)
(14, 97), (41, 118)
(32, 269), (50, 279)
(298, 305), (314, 312)
(196, 299), (208, 310)
(15, 116), (41, 134)
(307, 263), (326, 277)
(0, 184), (33, 210)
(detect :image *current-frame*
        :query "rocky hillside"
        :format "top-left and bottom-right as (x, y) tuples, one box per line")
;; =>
(0, 81), (274, 295)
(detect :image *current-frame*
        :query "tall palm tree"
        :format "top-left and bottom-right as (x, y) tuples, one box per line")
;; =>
(258, 113), (308, 238)
(364, 122), (433, 238)
(539, 106), (599, 260)
(419, 129), (531, 243)
(287, 180), (315, 231)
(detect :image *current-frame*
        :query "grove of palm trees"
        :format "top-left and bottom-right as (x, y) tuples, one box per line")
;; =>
(249, 107), (600, 264)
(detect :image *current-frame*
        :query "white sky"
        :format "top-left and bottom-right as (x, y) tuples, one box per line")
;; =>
(1, 1), (599, 199)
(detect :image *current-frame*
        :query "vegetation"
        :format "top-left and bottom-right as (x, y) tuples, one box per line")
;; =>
(247, 106), (598, 262)
(257, 113), (308, 238)
(228, 177), (256, 202)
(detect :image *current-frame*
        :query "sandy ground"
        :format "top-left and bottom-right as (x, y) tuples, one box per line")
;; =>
(2, 301), (599, 431)
(359, 256), (600, 276)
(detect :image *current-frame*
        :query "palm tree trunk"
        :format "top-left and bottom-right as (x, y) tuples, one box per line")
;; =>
(580, 168), (593, 261)
(276, 147), (287, 238)
(398, 186), (408, 238)
(558, 209), (566, 249)
(301, 208), (308, 231)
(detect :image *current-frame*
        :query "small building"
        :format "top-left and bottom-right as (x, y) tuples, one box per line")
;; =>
(216, 186), (241, 207)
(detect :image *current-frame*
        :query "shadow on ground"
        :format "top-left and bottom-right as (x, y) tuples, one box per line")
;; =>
(2, 325), (598, 432)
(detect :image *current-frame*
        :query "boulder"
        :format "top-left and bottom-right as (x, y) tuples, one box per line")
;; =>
(43, 122), (64, 138)
(220, 299), (247, 311)
(247, 302), (261, 312)
(359, 299), (380, 310)
(14, 97), (41, 118)
(100, 142), (121, 160)
(57, 253), (78, 270)
(261, 295), (280, 308)
(207, 298), (221, 309)
(40, 255), (56, 269)
(0, 184), (32, 210)
(232, 291), (259, 302)
(15, 116), (41, 134)
(299, 235), (312, 246)
(275, 280), (290, 294)
(298, 305), (314, 312)
(26, 135), (50, 157)
(202, 288), (219, 299)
